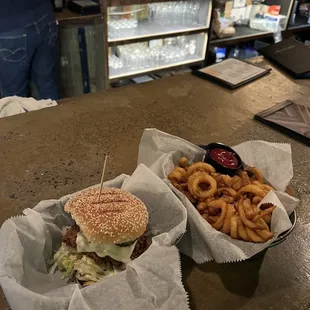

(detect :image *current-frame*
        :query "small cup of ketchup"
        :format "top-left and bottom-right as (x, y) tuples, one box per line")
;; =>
(202, 143), (243, 175)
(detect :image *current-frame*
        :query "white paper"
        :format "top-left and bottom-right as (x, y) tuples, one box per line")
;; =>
(0, 96), (57, 118)
(233, 140), (293, 191)
(200, 58), (267, 86)
(0, 165), (189, 310)
(233, 0), (247, 8)
(138, 129), (299, 263)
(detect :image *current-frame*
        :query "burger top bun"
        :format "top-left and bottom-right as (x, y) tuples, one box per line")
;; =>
(65, 187), (149, 244)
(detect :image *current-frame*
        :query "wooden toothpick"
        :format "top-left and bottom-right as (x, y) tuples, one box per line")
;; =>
(98, 155), (108, 203)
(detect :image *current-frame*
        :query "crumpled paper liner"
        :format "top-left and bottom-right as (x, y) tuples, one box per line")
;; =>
(138, 129), (300, 263)
(0, 164), (189, 310)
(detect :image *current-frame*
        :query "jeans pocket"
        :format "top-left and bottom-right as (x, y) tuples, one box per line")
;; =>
(0, 34), (27, 63)
(48, 21), (59, 46)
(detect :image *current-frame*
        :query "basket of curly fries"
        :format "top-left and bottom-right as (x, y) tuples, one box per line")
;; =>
(138, 129), (300, 263)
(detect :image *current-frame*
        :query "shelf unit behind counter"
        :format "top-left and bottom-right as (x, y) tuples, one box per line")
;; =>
(104, 0), (213, 83)
(209, 0), (310, 47)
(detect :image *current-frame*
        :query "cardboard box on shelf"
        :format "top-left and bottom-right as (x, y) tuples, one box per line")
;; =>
(224, 1), (233, 18)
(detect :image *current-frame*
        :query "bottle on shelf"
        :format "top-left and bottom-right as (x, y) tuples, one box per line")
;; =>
(188, 40), (197, 56)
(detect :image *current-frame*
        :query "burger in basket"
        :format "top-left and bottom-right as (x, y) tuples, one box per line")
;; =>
(50, 187), (151, 286)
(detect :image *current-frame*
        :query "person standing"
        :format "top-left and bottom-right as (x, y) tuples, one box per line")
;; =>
(0, 0), (59, 100)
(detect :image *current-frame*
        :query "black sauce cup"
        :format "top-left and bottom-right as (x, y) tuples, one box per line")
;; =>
(200, 142), (243, 176)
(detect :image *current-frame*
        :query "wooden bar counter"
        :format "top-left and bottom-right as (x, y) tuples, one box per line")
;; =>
(0, 63), (309, 310)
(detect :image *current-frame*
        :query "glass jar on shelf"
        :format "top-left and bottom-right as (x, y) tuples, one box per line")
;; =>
(113, 33), (199, 72)
(108, 6), (142, 40)
(109, 54), (124, 70)
(148, 1), (201, 27)
(188, 40), (197, 56)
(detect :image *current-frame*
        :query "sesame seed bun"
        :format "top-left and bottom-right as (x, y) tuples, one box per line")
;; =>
(64, 187), (149, 244)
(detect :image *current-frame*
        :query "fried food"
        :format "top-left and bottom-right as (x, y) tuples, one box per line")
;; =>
(246, 166), (263, 183)
(211, 173), (232, 187)
(253, 217), (274, 241)
(260, 205), (276, 217)
(231, 175), (243, 190)
(211, 172), (221, 182)
(237, 198), (265, 230)
(207, 206), (221, 216)
(179, 157), (188, 168)
(221, 204), (235, 234)
(187, 171), (201, 193)
(251, 180), (262, 186)
(262, 214), (272, 225)
(255, 228), (273, 241)
(202, 214), (220, 224)
(207, 199), (227, 230)
(188, 172), (217, 199)
(252, 204), (260, 215)
(252, 180), (274, 192)
(237, 184), (266, 198)
(243, 198), (256, 220)
(168, 160), (277, 244)
(217, 187), (237, 198)
(252, 196), (263, 205)
(174, 182), (188, 191)
(221, 175), (232, 187)
(236, 170), (251, 186)
(187, 162), (216, 176)
(245, 227), (265, 243)
(230, 216), (238, 239)
(260, 184), (274, 192)
(168, 167), (187, 185)
(197, 201), (208, 212)
(237, 217), (249, 241)
(220, 195), (234, 204)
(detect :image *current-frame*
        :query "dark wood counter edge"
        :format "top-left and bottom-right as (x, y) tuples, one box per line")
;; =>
(210, 31), (273, 47)
(57, 13), (103, 27)
(287, 24), (310, 32)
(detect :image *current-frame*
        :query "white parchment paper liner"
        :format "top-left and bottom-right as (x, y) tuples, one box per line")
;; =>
(0, 164), (189, 310)
(138, 129), (300, 263)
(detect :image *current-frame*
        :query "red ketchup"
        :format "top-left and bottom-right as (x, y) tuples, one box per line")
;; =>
(210, 148), (239, 168)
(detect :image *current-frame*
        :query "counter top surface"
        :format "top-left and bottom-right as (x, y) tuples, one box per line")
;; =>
(0, 63), (309, 310)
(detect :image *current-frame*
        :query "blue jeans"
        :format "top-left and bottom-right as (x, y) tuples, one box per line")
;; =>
(0, 13), (59, 100)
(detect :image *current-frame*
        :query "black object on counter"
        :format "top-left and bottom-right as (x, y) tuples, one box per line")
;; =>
(68, 0), (100, 15)
(260, 38), (310, 79)
(193, 58), (271, 90)
(201, 142), (243, 175)
(255, 100), (310, 146)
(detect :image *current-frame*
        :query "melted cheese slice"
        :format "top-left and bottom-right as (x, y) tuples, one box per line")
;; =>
(76, 233), (136, 263)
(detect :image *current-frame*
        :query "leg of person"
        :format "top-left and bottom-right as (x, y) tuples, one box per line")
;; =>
(0, 30), (32, 98)
(31, 17), (59, 100)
